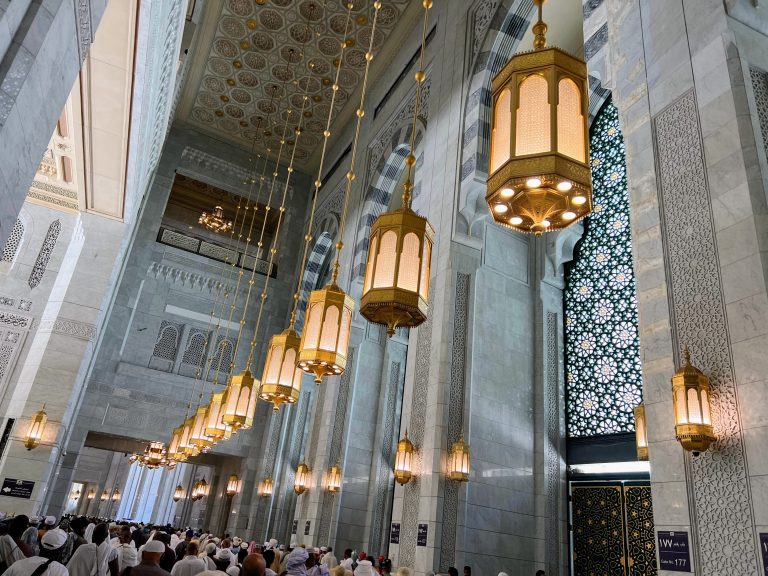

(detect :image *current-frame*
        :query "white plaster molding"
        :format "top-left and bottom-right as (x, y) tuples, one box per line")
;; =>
(164, 304), (240, 331)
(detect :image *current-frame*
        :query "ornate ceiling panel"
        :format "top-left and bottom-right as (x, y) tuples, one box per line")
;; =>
(178, 0), (413, 169)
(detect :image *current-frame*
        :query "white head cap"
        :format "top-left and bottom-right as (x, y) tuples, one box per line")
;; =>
(143, 540), (166, 554)
(41, 528), (67, 550)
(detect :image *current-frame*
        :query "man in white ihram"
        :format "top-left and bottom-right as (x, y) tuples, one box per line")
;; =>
(4, 528), (69, 576)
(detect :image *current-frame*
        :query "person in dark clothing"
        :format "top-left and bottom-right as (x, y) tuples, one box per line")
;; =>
(174, 530), (194, 561)
(124, 540), (171, 576)
(448, 568), (458, 576)
(154, 533), (175, 572)
(463, 567), (470, 576)
(535, 571), (545, 576)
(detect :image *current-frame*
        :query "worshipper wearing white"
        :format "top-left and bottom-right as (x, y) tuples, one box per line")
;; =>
(199, 543), (217, 571)
(115, 526), (138, 573)
(1, 516), (35, 569)
(319, 549), (337, 570)
(66, 523), (118, 576)
(3, 528), (69, 576)
(124, 540), (171, 576)
(352, 560), (374, 576)
(170, 542), (205, 576)
(21, 519), (40, 556)
(285, 548), (309, 576)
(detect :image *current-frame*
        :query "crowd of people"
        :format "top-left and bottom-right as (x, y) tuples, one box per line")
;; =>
(0, 515), (545, 576)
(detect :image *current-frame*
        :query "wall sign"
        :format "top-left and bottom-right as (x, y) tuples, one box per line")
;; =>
(1, 478), (33, 499)
(304, 520), (311, 536)
(390, 523), (400, 544)
(760, 533), (768, 575)
(291, 520), (297, 535)
(417, 523), (428, 547)
(657, 531), (691, 572)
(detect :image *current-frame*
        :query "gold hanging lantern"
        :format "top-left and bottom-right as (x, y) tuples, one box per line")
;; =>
(260, 329), (303, 410)
(297, 282), (354, 383)
(634, 403), (649, 461)
(361, 1), (434, 337)
(447, 436), (470, 482)
(87, 489), (95, 500)
(204, 391), (230, 442)
(222, 369), (259, 429)
(294, 463), (311, 495)
(486, 0), (591, 235)
(672, 347), (715, 454)
(24, 405), (48, 450)
(173, 485), (184, 502)
(226, 474), (241, 497)
(111, 489), (121, 501)
(167, 425), (187, 462)
(394, 430), (415, 486)
(326, 465), (342, 494)
(179, 415), (199, 457)
(100, 489), (108, 501)
(259, 477), (273, 497)
(190, 405), (214, 452)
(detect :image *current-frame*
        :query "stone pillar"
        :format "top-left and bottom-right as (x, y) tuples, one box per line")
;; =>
(603, 0), (768, 573)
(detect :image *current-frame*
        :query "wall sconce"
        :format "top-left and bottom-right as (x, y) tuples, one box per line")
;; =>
(259, 477), (273, 497)
(394, 430), (415, 485)
(191, 478), (208, 501)
(100, 490), (108, 501)
(111, 489), (121, 501)
(226, 474), (241, 497)
(173, 485), (184, 502)
(70, 489), (81, 500)
(326, 465), (342, 494)
(87, 489), (95, 500)
(672, 347), (716, 455)
(294, 463), (310, 495)
(24, 405), (47, 450)
(447, 436), (470, 482)
(633, 404), (649, 461)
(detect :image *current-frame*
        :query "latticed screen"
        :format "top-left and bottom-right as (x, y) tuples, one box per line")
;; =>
(565, 100), (642, 437)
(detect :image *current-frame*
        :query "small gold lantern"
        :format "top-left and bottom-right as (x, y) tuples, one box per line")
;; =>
(634, 404), (649, 461)
(24, 405), (48, 450)
(226, 474), (241, 497)
(260, 329), (303, 411)
(100, 489), (108, 501)
(294, 463), (311, 495)
(191, 477), (208, 501)
(326, 465), (342, 494)
(190, 405), (214, 452)
(297, 283), (354, 384)
(394, 430), (415, 485)
(179, 415), (198, 456)
(87, 489), (95, 500)
(222, 370), (259, 429)
(111, 489), (121, 501)
(672, 348), (716, 454)
(259, 477), (273, 497)
(486, 0), (591, 234)
(360, 202), (434, 337)
(447, 436), (470, 482)
(204, 392), (229, 442)
(173, 485), (184, 502)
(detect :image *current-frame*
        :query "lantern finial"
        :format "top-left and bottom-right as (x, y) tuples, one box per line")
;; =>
(532, 0), (548, 50)
(683, 345), (691, 366)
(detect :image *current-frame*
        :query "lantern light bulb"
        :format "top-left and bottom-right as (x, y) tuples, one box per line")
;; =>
(572, 195), (587, 205)
(509, 216), (523, 225)
(562, 211), (576, 221)
(542, 219), (551, 227)
(557, 181), (573, 191)
(526, 178), (541, 188)
(500, 187), (515, 198)
(493, 204), (508, 214)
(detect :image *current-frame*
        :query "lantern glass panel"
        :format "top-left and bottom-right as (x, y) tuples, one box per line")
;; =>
(279, 347), (296, 384)
(266, 344), (282, 383)
(374, 230), (397, 288)
(491, 88), (512, 172)
(420, 239), (431, 301)
(557, 78), (585, 162)
(336, 307), (352, 354)
(687, 388), (702, 424)
(515, 74), (550, 156)
(701, 389), (711, 425)
(304, 304), (322, 350)
(363, 235), (377, 293)
(320, 306), (339, 351)
(397, 232), (420, 292)
(675, 387), (687, 424)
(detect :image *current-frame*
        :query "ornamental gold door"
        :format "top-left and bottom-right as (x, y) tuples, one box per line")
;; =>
(570, 482), (657, 576)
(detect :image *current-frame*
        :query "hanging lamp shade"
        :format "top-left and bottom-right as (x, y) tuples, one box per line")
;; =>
(294, 463), (311, 495)
(190, 405), (214, 452)
(326, 465), (342, 494)
(297, 283), (354, 383)
(24, 405), (48, 450)
(260, 328), (303, 410)
(204, 392), (229, 442)
(222, 369), (259, 429)
(672, 348), (715, 454)
(87, 489), (95, 500)
(167, 425), (187, 462)
(226, 474), (241, 497)
(259, 477), (273, 497)
(111, 489), (121, 501)
(634, 403), (649, 461)
(179, 415), (199, 456)
(447, 436), (470, 482)
(360, 194), (434, 337)
(100, 489), (108, 501)
(173, 485), (184, 502)
(486, 0), (591, 235)
(394, 430), (415, 485)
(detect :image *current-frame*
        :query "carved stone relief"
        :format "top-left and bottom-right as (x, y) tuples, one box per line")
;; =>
(28, 220), (61, 289)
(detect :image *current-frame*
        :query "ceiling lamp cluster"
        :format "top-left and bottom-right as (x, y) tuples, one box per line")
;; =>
(361, 0), (434, 337)
(199, 205), (233, 233)
(486, 0), (592, 234)
(129, 441), (176, 470)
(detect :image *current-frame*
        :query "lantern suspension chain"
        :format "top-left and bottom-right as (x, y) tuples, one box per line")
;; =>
(402, 0), (431, 209)
(288, 3), (354, 328)
(331, 0), (382, 285)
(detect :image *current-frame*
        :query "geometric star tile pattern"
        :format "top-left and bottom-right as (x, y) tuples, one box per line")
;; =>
(183, 0), (412, 167)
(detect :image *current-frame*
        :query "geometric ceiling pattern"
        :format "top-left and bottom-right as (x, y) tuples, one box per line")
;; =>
(183, 0), (412, 167)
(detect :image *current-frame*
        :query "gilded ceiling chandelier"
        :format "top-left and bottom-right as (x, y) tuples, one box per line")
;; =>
(199, 205), (233, 233)
(129, 440), (176, 469)
(486, 0), (592, 234)
(360, 0), (434, 336)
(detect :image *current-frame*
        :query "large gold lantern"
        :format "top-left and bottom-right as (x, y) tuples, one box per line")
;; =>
(173, 485), (184, 502)
(394, 430), (415, 486)
(189, 405), (214, 452)
(634, 404), (649, 461)
(167, 424), (187, 462)
(179, 415), (199, 457)
(259, 477), (273, 497)
(447, 436), (470, 482)
(294, 463), (311, 495)
(222, 370), (259, 429)
(326, 465), (342, 494)
(486, 0), (591, 235)
(226, 474), (241, 497)
(191, 477), (209, 501)
(297, 282), (354, 384)
(204, 391), (229, 442)
(260, 328), (303, 410)
(24, 405), (48, 450)
(672, 348), (715, 454)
